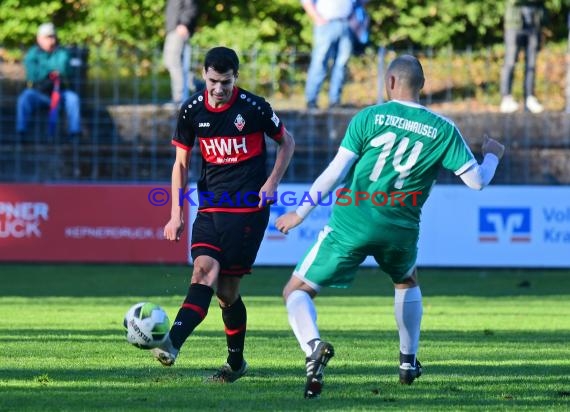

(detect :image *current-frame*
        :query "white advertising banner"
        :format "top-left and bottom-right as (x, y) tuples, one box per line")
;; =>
(417, 185), (570, 267)
(261, 186), (334, 265)
(188, 184), (570, 268)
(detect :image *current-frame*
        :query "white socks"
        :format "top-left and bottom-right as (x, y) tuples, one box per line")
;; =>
(286, 290), (320, 357)
(394, 286), (423, 357)
(286, 286), (422, 359)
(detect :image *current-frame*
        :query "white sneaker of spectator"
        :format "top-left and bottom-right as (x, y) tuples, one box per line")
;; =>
(500, 95), (519, 113)
(525, 95), (544, 114)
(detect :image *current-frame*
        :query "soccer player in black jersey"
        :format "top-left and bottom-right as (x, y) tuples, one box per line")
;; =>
(151, 47), (295, 383)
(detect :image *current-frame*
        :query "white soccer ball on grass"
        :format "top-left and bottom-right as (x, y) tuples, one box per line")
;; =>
(123, 302), (170, 349)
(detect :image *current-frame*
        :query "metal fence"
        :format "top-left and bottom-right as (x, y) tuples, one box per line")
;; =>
(1, 45), (569, 184)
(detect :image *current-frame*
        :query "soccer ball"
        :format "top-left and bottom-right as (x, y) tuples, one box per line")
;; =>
(123, 302), (170, 349)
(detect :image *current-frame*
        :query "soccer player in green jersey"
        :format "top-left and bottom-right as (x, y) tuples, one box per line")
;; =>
(275, 54), (505, 398)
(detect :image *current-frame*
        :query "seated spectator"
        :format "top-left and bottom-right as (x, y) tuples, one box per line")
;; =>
(16, 22), (82, 140)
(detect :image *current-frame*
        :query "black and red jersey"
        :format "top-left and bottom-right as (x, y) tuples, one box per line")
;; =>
(172, 86), (285, 211)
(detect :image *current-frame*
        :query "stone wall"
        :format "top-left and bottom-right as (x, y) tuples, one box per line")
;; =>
(1, 97), (567, 183)
(105, 105), (570, 184)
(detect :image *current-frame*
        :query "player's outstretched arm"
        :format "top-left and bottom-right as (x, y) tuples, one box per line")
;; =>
(459, 134), (505, 190)
(275, 147), (358, 234)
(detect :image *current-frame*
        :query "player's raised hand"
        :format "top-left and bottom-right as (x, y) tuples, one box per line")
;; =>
(275, 211), (303, 235)
(482, 134), (505, 160)
(164, 217), (184, 241)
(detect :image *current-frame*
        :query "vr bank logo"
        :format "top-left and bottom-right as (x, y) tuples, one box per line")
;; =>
(479, 208), (531, 243)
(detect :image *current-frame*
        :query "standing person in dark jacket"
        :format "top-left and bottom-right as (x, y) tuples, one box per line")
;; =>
(163, 0), (199, 106)
(499, 0), (546, 113)
(16, 22), (81, 140)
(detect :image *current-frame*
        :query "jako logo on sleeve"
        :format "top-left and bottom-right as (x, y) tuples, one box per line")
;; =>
(479, 207), (531, 243)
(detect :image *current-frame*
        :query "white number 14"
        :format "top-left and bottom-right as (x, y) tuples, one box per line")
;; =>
(369, 132), (423, 189)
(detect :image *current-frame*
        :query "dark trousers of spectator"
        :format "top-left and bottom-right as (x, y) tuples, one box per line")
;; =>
(500, 27), (541, 98)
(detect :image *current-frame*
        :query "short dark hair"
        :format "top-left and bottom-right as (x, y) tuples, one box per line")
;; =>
(387, 55), (425, 91)
(204, 47), (240, 75)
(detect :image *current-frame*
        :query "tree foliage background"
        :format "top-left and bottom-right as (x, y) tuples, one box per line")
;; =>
(1, 0), (569, 59)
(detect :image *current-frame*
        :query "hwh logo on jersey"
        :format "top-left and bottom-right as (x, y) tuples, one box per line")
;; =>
(201, 137), (248, 163)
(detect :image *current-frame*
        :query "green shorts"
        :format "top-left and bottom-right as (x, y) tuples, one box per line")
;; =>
(294, 225), (418, 288)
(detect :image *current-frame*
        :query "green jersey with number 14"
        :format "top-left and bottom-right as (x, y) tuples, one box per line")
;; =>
(330, 100), (476, 240)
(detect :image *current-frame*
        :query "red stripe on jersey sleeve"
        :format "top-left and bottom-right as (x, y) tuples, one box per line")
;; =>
(172, 140), (192, 152)
(199, 132), (264, 164)
(268, 124), (285, 143)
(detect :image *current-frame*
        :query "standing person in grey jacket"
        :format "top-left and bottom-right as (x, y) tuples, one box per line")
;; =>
(163, 0), (199, 106)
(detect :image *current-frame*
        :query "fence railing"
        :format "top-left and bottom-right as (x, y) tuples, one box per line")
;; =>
(1, 46), (569, 184)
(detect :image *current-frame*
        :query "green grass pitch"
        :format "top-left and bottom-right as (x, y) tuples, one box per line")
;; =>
(1, 264), (569, 411)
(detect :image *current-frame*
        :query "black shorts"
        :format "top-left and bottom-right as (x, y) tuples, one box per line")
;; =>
(190, 208), (270, 276)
